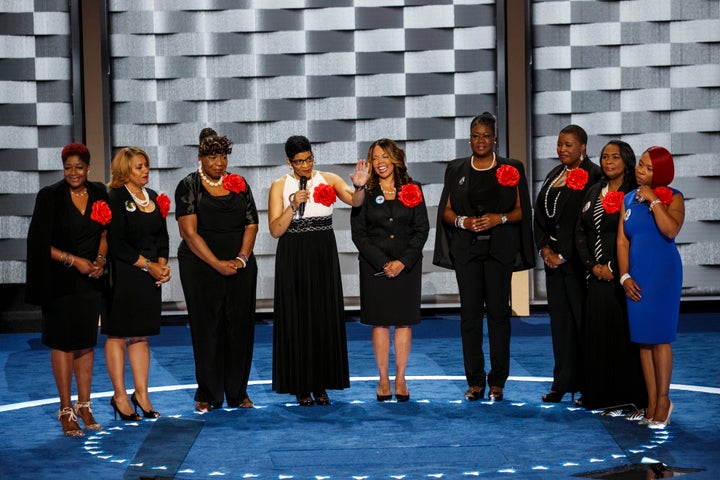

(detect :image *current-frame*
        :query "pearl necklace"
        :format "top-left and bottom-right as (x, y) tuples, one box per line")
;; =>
(125, 184), (150, 208)
(543, 166), (570, 219)
(471, 152), (496, 171)
(70, 189), (87, 197)
(380, 182), (396, 196)
(198, 166), (224, 187)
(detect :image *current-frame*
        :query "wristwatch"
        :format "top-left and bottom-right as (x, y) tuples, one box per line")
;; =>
(500, 214), (508, 224)
(142, 259), (150, 272)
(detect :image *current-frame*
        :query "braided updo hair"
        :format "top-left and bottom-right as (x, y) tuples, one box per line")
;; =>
(198, 128), (232, 156)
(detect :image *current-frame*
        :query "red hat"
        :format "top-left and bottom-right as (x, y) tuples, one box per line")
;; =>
(647, 146), (674, 188)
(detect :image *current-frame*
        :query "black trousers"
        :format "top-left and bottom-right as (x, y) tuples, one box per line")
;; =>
(454, 248), (513, 389)
(544, 266), (584, 394)
(179, 254), (258, 408)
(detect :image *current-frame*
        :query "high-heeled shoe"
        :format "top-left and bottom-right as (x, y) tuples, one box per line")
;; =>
(131, 392), (160, 418)
(649, 402), (674, 429)
(541, 391), (566, 403)
(296, 393), (314, 407)
(488, 387), (504, 402)
(74, 401), (103, 430)
(58, 406), (85, 437)
(313, 391), (330, 406)
(464, 386), (485, 401)
(625, 408), (646, 421)
(394, 381), (410, 402)
(110, 396), (141, 421)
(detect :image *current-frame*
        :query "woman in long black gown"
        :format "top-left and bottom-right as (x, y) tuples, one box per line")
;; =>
(351, 138), (429, 402)
(26, 142), (108, 436)
(176, 128), (259, 412)
(268, 135), (369, 406)
(575, 140), (646, 412)
(104, 147), (171, 421)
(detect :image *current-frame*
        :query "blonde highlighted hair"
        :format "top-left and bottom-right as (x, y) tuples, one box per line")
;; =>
(108, 147), (151, 188)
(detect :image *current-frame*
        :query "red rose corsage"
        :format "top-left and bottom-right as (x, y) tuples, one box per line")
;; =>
(313, 183), (337, 207)
(223, 173), (246, 194)
(566, 168), (589, 190)
(653, 186), (673, 206)
(601, 191), (624, 214)
(495, 164), (520, 187)
(90, 200), (112, 226)
(156, 193), (171, 218)
(397, 183), (423, 208)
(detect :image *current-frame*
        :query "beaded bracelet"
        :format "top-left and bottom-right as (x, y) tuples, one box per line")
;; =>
(455, 216), (467, 230)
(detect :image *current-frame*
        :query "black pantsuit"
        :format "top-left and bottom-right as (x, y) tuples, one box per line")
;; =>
(534, 157), (602, 395)
(434, 156), (535, 390)
(454, 248), (513, 387)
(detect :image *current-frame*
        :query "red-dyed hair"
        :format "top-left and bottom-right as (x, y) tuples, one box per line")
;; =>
(646, 146), (674, 188)
(61, 143), (90, 164)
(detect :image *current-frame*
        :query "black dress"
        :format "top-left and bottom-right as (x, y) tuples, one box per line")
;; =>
(103, 187), (169, 337)
(25, 180), (108, 351)
(272, 173), (349, 395)
(350, 183), (429, 326)
(576, 182), (647, 410)
(176, 172), (259, 408)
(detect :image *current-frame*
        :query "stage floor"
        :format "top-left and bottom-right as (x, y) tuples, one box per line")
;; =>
(1, 311), (718, 479)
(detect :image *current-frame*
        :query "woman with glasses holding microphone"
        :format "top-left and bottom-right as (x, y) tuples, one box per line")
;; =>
(268, 135), (369, 407)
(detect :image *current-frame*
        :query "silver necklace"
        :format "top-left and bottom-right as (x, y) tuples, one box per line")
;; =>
(198, 166), (224, 187)
(125, 184), (150, 207)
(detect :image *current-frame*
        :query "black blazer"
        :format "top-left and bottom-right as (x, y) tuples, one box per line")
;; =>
(25, 180), (108, 305)
(351, 182), (430, 272)
(534, 157), (602, 274)
(107, 186), (170, 265)
(433, 155), (535, 271)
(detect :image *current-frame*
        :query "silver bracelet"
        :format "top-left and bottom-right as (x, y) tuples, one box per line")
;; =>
(557, 253), (566, 263)
(455, 216), (467, 229)
(619, 273), (631, 285)
(649, 198), (662, 211)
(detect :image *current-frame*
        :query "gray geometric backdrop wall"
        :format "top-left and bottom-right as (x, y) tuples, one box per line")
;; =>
(108, 0), (498, 310)
(531, 0), (720, 298)
(2, 0), (718, 312)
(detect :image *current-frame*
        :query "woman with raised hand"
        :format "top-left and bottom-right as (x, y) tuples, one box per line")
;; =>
(104, 146), (171, 421)
(176, 128), (259, 412)
(26, 142), (108, 436)
(351, 138), (429, 402)
(269, 135), (369, 407)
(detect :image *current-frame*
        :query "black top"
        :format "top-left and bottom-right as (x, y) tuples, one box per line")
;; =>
(175, 171), (259, 259)
(433, 155), (535, 271)
(534, 157), (603, 274)
(107, 187), (169, 264)
(25, 180), (108, 305)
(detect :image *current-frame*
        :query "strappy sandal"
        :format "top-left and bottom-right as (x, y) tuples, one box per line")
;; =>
(625, 408), (646, 421)
(464, 386), (484, 401)
(58, 407), (85, 437)
(74, 401), (103, 430)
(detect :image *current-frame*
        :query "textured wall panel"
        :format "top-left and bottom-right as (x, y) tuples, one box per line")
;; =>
(532, 0), (720, 298)
(102, 1), (497, 308)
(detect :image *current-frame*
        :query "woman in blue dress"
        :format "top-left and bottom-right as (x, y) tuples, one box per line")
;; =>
(617, 146), (684, 429)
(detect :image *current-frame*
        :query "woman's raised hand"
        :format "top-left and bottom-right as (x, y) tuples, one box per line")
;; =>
(349, 159), (370, 187)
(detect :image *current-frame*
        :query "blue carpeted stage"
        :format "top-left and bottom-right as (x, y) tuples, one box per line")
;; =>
(1, 311), (718, 479)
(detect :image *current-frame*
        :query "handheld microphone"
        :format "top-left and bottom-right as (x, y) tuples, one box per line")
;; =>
(298, 176), (308, 217)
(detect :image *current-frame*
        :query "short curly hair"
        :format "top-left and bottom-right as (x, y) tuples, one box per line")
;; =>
(61, 143), (90, 165)
(198, 128), (232, 156)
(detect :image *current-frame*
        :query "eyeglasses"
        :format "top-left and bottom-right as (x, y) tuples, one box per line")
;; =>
(471, 134), (495, 142)
(289, 155), (314, 166)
